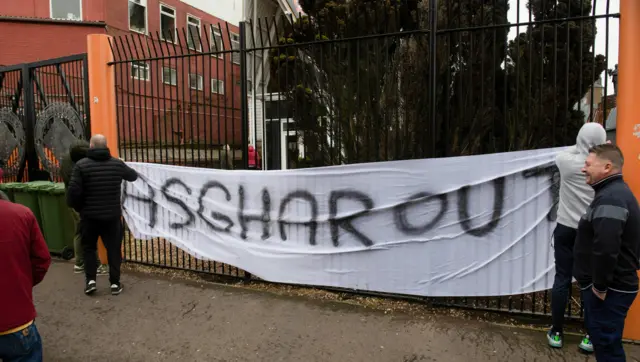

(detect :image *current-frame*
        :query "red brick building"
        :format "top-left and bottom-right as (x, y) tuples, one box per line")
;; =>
(0, 0), (242, 154)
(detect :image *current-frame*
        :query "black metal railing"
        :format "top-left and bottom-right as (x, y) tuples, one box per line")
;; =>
(241, 0), (616, 320)
(245, 0), (615, 169)
(0, 68), (25, 183)
(109, 23), (244, 170)
(110, 0), (619, 320)
(0, 54), (90, 183)
(110, 22), (248, 279)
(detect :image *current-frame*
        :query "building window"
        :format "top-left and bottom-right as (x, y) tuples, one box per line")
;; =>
(230, 32), (240, 64)
(210, 27), (223, 58)
(162, 67), (177, 86)
(211, 79), (224, 95)
(189, 74), (203, 91)
(160, 4), (176, 42)
(187, 15), (201, 51)
(129, 0), (147, 34)
(50, 0), (82, 20)
(131, 62), (150, 81)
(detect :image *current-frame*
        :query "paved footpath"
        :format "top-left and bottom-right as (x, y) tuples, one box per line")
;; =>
(35, 262), (640, 362)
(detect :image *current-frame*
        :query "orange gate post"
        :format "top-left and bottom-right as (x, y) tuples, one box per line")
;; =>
(618, 0), (640, 342)
(87, 34), (120, 265)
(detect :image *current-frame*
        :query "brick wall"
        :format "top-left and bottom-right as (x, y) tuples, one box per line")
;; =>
(0, 0), (104, 20)
(105, 0), (243, 149)
(0, 22), (105, 65)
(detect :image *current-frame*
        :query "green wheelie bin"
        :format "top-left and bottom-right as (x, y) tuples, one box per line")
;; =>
(0, 182), (20, 202)
(11, 181), (52, 230)
(36, 182), (76, 260)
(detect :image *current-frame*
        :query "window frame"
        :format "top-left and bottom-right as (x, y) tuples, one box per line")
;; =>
(186, 14), (202, 52)
(49, 0), (82, 21)
(128, 0), (148, 35)
(210, 26), (224, 59)
(162, 66), (177, 86)
(159, 3), (177, 43)
(131, 61), (150, 81)
(189, 73), (204, 91)
(230, 32), (240, 64)
(211, 78), (225, 95)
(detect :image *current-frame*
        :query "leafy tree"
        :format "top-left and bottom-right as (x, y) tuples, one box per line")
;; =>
(268, 0), (605, 166)
(505, 0), (606, 150)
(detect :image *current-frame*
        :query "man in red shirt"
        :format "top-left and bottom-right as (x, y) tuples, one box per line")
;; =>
(0, 191), (51, 361)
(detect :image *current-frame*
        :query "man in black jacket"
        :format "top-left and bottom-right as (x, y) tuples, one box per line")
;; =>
(60, 139), (109, 275)
(574, 143), (640, 361)
(67, 134), (138, 296)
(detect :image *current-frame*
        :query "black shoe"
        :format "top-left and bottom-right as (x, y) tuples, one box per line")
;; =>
(85, 280), (97, 295)
(111, 283), (123, 296)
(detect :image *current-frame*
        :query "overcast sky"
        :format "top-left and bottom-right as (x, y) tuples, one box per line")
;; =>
(179, 0), (242, 23)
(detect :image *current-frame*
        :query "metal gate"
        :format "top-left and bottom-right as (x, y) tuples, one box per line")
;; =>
(0, 54), (91, 182)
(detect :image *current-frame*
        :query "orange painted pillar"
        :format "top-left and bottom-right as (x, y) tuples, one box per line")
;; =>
(618, 0), (640, 342)
(87, 34), (119, 265)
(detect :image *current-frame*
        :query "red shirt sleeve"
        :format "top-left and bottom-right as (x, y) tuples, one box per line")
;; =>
(29, 213), (51, 286)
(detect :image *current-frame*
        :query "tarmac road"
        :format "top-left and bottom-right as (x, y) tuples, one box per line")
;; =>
(34, 262), (640, 361)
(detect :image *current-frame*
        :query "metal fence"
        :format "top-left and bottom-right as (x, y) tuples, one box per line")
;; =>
(109, 21), (250, 279)
(109, 0), (619, 320)
(0, 54), (90, 183)
(109, 23), (245, 170)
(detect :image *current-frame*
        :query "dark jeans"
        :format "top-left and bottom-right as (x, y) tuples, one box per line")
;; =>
(551, 223), (577, 333)
(82, 217), (123, 285)
(0, 323), (43, 362)
(582, 289), (637, 361)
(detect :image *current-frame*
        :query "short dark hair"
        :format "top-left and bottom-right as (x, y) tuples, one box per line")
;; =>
(588, 143), (624, 169)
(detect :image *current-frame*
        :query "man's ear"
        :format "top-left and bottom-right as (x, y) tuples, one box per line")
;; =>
(604, 162), (614, 173)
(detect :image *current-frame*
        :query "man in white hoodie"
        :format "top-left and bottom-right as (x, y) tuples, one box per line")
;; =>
(547, 122), (607, 351)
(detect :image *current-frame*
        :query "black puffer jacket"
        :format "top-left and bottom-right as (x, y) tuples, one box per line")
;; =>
(66, 148), (138, 220)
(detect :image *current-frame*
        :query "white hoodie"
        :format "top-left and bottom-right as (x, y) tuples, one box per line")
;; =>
(555, 123), (607, 229)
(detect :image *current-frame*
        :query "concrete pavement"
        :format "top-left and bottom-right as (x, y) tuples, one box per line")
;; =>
(34, 262), (640, 361)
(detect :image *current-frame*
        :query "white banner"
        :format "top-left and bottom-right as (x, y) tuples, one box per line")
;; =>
(122, 147), (566, 297)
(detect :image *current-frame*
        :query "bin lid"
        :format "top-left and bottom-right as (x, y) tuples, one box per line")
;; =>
(0, 182), (22, 191)
(5, 183), (31, 191)
(0, 181), (64, 194)
(43, 183), (66, 195)
(24, 181), (57, 193)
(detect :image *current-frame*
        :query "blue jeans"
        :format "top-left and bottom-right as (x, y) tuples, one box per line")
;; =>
(551, 223), (577, 333)
(0, 323), (43, 362)
(582, 288), (637, 361)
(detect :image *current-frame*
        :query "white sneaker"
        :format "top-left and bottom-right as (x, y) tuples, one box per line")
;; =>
(97, 265), (109, 276)
(84, 280), (97, 295)
(111, 283), (123, 296)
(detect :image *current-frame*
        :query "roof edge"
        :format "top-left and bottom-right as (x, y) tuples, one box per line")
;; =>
(0, 16), (106, 27)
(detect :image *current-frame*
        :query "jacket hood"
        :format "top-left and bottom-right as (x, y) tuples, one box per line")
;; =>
(69, 139), (90, 163)
(87, 147), (112, 161)
(576, 122), (606, 155)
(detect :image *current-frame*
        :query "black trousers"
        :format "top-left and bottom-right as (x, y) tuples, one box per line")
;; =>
(81, 217), (123, 285)
(551, 223), (584, 334)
